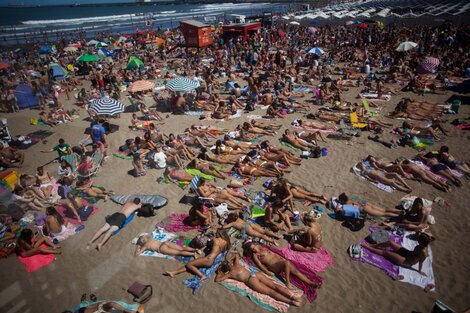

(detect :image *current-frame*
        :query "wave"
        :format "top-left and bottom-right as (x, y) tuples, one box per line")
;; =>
(22, 13), (141, 25)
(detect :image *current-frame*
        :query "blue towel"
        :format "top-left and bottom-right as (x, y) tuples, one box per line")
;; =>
(183, 252), (226, 294)
(112, 212), (136, 236)
(71, 300), (139, 312)
(342, 204), (361, 218)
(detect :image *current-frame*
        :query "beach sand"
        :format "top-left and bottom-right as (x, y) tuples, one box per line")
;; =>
(0, 77), (469, 313)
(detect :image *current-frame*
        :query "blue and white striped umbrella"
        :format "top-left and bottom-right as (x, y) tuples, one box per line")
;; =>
(306, 47), (324, 55)
(166, 77), (200, 92)
(89, 97), (125, 116)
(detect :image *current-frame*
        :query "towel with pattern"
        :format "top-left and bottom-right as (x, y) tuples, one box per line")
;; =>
(156, 213), (203, 233)
(352, 163), (395, 193)
(183, 252), (226, 294)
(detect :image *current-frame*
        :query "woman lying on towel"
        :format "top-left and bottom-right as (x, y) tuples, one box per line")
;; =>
(222, 212), (282, 245)
(437, 146), (470, 175)
(332, 193), (403, 218)
(289, 211), (323, 253)
(201, 149), (240, 165)
(361, 232), (435, 277)
(417, 153), (462, 187)
(164, 166), (194, 184)
(164, 229), (231, 280)
(357, 163), (413, 193)
(188, 158), (226, 179)
(135, 233), (201, 258)
(242, 122), (277, 136)
(215, 140), (247, 155)
(251, 119), (282, 130)
(245, 242), (319, 288)
(236, 158), (280, 178)
(188, 203), (215, 227)
(399, 160), (451, 192)
(271, 179), (328, 210)
(197, 179), (250, 210)
(281, 129), (315, 151)
(215, 252), (303, 307)
(292, 119), (337, 131)
(264, 199), (293, 232)
(260, 141), (303, 165)
(223, 135), (259, 151)
(17, 228), (62, 257)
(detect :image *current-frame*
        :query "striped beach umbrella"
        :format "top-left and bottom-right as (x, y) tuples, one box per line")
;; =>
(306, 47), (325, 55)
(166, 77), (199, 92)
(128, 80), (155, 93)
(417, 57), (440, 74)
(89, 97), (125, 116)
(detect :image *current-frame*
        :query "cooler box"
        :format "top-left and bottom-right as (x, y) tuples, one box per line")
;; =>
(0, 170), (18, 190)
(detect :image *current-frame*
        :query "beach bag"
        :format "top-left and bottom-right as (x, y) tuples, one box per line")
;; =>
(342, 217), (365, 232)
(78, 205), (94, 221)
(137, 203), (155, 217)
(348, 243), (363, 259)
(310, 147), (322, 158)
(366, 230), (389, 244)
(127, 282), (153, 304)
(189, 233), (212, 250)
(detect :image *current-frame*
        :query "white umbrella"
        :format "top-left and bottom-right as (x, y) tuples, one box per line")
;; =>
(396, 41), (418, 52)
(289, 21), (300, 25)
(89, 97), (125, 116)
(166, 77), (199, 92)
(64, 46), (78, 52)
(86, 40), (98, 46)
(306, 47), (325, 55)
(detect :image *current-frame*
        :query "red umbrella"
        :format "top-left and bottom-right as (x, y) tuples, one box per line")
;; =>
(0, 62), (9, 69)
(358, 23), (368, 29)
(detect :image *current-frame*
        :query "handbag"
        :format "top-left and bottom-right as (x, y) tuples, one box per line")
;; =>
(127, 282), (153, 304)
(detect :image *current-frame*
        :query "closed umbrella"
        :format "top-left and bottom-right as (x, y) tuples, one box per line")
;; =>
(306, 47), (324, 55)
(417, 57), (439, 74)
(289, 21), (300, 25)
(128, 80), (155, 93)
(396, 41), (418, 52)
(78, 54), (101, 62)
(166, 77), (199, 92)
(89, 97), (125, 116)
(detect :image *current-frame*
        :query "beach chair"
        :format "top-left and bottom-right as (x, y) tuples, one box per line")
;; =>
(76, 150), (103, 181)
(362, 99), (380, 117)
(189, 175), (214, 205)
(61, 153), (81, 178)
(350, 112), (368, 129)
(338, 119), (361, 138)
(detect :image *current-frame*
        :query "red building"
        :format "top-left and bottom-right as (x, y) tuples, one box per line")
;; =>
(222, 22), (262, 41)
(179, 20), (213, 48)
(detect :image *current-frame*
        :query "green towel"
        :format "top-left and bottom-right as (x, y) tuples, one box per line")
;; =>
(280, 140), (302, 152)
(113, 153), (132, 160)
(251, 205), (265, 218)
(185, 168), (215, 181)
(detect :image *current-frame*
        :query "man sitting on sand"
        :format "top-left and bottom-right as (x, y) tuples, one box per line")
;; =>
(0, 142), (25, 168)
(87, 198), (141, 251)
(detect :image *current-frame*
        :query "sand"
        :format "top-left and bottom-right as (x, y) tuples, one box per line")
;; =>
(0, 76), (469, 313)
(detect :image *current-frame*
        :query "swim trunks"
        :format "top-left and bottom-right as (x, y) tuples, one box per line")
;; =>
(105, 212), (126, 228)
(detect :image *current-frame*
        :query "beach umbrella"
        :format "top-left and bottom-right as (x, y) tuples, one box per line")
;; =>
(78, 54), (101, 62)
(310, 19), (319, 25)
(127, 56), (144, 70)
(289, 21), (300, 25)
(39, 45), (52, 54)
(95, 42), (108, 48)
(345, 20), (354, 25)
(308, 27), (318, 34)
(396, 41), (418, 52)
(48, 63), (70, 81)
(0, 62), (9, 69)
(89, 97), (125, 116)
(64, 46), (78, 52)
(358, 23), (368, 28)
(97, 48), (113, 57)
(86, 40), (98, 46)
(306, 47), (325, 55)
(117, 36), (128, 43)
(417, 57), (440, 74)
(128, 80), (155, 93)
(166, 77), (199, 92)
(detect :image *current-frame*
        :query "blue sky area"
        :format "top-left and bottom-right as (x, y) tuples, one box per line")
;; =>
(0, 0), (133, 5)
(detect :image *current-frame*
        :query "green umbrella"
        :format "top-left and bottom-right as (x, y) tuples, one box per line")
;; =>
(127, 56), (144, 70)
(78, 54), (101, 62)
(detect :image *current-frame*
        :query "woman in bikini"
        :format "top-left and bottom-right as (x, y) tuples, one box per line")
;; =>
(236, 158), (279, 178)
(215, 140), (246, 156)
(290, 211), (323, 253)
(164, 229), (231, 280)
(246, 242), (319, 289)
(264, 198), (293, 232)
(223, 135), (259, 150)
(242, 122), (276, 136)
(251, 119), (282, 130)
(222, 213), (282, 245)
(282, 129), (314, 151)
(197, 179), (250, 209)
(135, 233), (201, 258)
(361, 232), (434, 277)
(260, 141), (303, 165)
(164, 166), (194, 183)
(357, 162), (413, 193)
(203, 149), (239, 165)
(337, 193), (402, 218)
(437, 146), (470, 175)
(36, 166), (54, 199)
(189, 158), (226, 179)
(399, 159), (451, 192)
(187, 202), (215, 227)
(418, 153), (462, 187)
(215, 252), (303, 307)
(17, 228), (62, 257)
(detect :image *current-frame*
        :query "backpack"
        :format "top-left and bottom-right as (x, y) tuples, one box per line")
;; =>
(245, 102), (255, 111)
(137, 203), (155, 217)
(310, 146), (322, 158)
(78, 205), (94, 221)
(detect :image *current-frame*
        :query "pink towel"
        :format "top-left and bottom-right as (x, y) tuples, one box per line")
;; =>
(17, 245), (56, 273)
(56, 200), (99, 225)
(156, 213), (202, 233)
(269, 244), (335, 273)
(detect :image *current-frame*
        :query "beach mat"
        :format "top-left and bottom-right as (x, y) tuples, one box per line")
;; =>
(13, 130), (53, 150)
(156, 213), (203, 233)
(17, 245), (55, 272)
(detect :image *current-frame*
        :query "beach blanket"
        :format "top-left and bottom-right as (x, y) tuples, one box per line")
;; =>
(185, 168), (215, 181)
(280, 140), (302, 152)
(183, 252), (226, 294)
(352, 163), (395, 193)
(113, 151), (133, 160)
(56, 200), (99, 225)
(156, 213), (202, 233)
(246, 114), (272, 121)
(185, 111), (205, 116)
(293, 86), (312, 92)
(71, 301), (139, 313)
(17, 245), (55, 272)
(269, 244), (334, 273)
(134, 226), (192, 263)
(46, 223), (82, 242)
(14, 130), (53, 150)
(360, 93), (391, 101)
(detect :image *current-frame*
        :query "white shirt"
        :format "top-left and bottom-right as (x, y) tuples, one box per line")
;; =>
(153, 151), (167, 169)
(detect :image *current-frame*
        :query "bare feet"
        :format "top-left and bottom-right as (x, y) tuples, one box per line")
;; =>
(163, 271), (175, 278)
(96, 244), (102, 251)
(393, 275), (404, 281)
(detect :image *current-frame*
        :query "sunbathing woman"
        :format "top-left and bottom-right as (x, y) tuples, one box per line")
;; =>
(290, 211), (323, 253)
(215, 140), (246, 155)
(437, 146), (470, 175)
(187, 202), (215, 227)
(135, 233), (201, 258)
(294, 131), (327, 145)
(260, 141), (303, 164)
(75, 179), (114, 201)
(276, 179), (328, 207)
(12, 186), (49, 211)
(223, 135), (259, 150)
(361, 232), (434, 277)
(366, 155), (411, 179)
(236, 158), (279, 178)
(417, 153), (462, 187)
(164, 229), (231, 280)
(215, 252), (303, 307)
(335, 193), (402, 218)
(251, 119), (282, 130)
(246, 242), (319, 289)
(282, 129), (314, 151)
(17, 228), (61, 257)
(293, 119), (337, 131)
(264, 198), (293, 232)
(167, 134), (195, 160)
(164, 166), (194, 184)
(398, 159), (451, 192)
(43, 206), (70, 239)
(36, 166), (54, 199)
(188, 158), (226, 179)
(222, 213), (282, 244)
(392, 198), (429, 231)
(197, 179), (250, 209)
(357, 163), (413, 193)
(243, 122), (276, 136)
(202, 149), (239, 165)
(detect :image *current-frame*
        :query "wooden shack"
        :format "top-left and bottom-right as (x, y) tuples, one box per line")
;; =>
(179, 20), (213, 48)
(222, 22), (262, 41)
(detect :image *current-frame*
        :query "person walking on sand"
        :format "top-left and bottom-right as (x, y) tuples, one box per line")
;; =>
(87, 198), (141, 251)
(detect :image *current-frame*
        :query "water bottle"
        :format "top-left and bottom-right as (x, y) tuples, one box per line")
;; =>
(293, 211), (301, 226)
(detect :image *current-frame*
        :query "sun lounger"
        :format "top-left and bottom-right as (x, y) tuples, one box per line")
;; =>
(362, 99), (380, 117)
(350, 112), (368, 129)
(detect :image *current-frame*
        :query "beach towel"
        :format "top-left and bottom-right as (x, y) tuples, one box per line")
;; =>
(352, 163), (395, 193)
(185, 111), (205, 116)
(293, 86), (312, 92)
(14, 130), (53, 150)
(71, 301), (139, 313)
(113, 151), (133, 160)
(269, 244), (334, 273)
(246, 114), (272, 121)
(112, 213), (135, 236)
(156, 213), (202, 233)
(17, 245), (55, 272)
(279, 140), (302, 152)
(292, 125), (335, 133)
(46, 223), (82, 242)
(134, 226), (192, 263)
(185, 168), (215, 181)
(56, 200), (99, 225)
(183, 252), (225, 294)
(360, 93), (391, 101)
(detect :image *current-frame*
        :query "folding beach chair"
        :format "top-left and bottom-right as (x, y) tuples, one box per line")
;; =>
(350, 112), (368, 129)
(338, 119), (361, 138)
(76, 150), (103, 181)
(362, 99), (380, 117)
(61, 153), (81, 178)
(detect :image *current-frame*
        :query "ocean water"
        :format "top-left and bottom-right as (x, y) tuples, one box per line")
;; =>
(0, 3), (291, 45)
